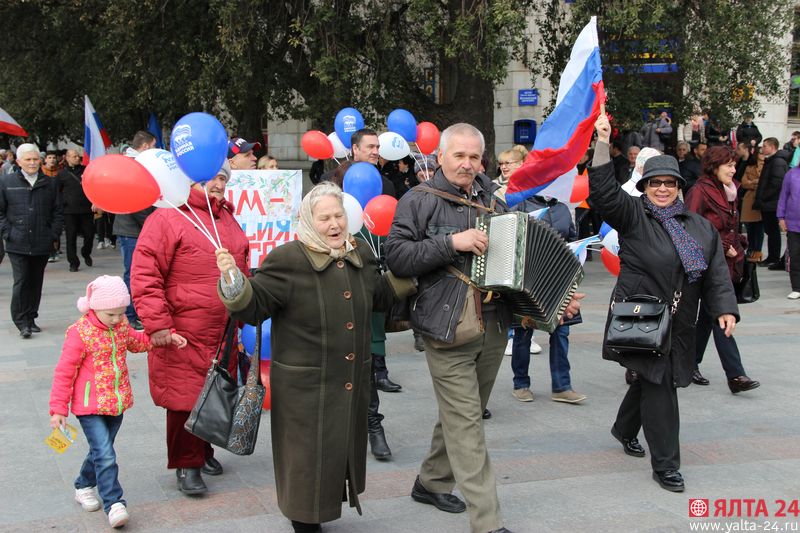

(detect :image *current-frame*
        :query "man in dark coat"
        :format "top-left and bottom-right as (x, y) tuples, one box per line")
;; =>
(735, 113), (762, 148)
(755, 137), (789, 268)
(57, 149), (95, 272)
(0, 143), (63, 338)
(680, 142), (706, 192)
(386, 123), (580, 533)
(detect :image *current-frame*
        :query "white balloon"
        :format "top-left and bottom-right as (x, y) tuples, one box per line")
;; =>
(342, 192), (364, 234)
(135, 149), (193, 208)
(601, 229), (620, 256)
(378, 132), (410, 161)
(328, 132), (348, 159)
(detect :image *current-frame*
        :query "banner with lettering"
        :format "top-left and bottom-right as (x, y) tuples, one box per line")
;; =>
(225, 169), (302, 269)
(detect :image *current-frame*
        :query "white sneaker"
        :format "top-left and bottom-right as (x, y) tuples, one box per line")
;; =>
(788, 291), (800, 299)
(74, 486), (101, 512)
(103, 238), (112, 248)
(530, 340), (543, 354)
(504, 338), (513, 356)
(108, 502), (129, 528)
(96, 241), (106, 250)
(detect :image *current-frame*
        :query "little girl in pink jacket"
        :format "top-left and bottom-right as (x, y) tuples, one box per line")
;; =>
(49, 275), (185, 528)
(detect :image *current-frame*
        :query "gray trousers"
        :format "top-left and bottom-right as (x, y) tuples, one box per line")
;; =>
(420, 315), (506, 533)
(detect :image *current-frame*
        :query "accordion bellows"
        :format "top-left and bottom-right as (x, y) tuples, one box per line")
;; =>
(472, 212), (584, 332)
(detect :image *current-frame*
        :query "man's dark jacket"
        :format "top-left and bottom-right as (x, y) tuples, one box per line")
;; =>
(754, 149), (789, 211)
(385, 170), (512, 343)
(0, 171), (64, 255)
(57, 165), (93, 214)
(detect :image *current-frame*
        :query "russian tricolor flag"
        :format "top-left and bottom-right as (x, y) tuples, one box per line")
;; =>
(83, 95), (111, 165)
(0, 107), (28, 137)
(506, 16), (605, 207)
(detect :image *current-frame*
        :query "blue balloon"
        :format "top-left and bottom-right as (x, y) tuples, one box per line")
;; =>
(599, 221), (614, 238)
(334, 107), (365, 149)
(343, 162), (382, 208)
(241, 319), (272, 360)
(387, 109), (417, 142)
(170, 112), (228, 183)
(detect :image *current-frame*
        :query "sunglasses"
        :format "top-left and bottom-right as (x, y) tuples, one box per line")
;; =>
(646, 178), (679, 189)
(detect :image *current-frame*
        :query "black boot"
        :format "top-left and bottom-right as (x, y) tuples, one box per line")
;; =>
(176, 468), (207, 495)
(291, 520), (321, 532)
(369, 428), (392, 460)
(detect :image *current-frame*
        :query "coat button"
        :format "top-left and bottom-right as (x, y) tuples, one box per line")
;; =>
(343, 290), (352, 299)
(336, 260), (345, 268)
(345, 322), (354, 330)
(443, 304), (450, 311)
(345, 352), (355, 361)
(457, 206), (464, 212)
(344, 382), (353, 391)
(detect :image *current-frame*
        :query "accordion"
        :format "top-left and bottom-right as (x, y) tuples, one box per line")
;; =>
(472, 212), (584, 332)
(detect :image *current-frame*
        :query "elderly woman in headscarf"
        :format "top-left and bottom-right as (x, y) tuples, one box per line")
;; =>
(214, 182), (414, 533)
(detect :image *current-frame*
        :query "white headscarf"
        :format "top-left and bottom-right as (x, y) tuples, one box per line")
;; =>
(296, 182), (355, 259)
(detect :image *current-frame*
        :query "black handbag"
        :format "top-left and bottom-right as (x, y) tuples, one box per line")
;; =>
(734, 261), (760, 304)
(184, 319), (266, 455)
(605, 292), (680, 357)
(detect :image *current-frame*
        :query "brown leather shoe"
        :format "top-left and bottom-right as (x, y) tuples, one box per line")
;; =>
(728, 375), (760, 394)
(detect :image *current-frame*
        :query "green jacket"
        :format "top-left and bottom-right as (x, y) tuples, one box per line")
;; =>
(219, 239), (413, 523)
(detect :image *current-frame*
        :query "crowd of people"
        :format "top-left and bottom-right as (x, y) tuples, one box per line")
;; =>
(0, 112), (796, 532)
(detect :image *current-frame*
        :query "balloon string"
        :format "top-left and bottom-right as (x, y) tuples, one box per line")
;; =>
(183, 201), (219, 247)
(332, 156), (341, 166)
(162, 198), (220, 250)
(201, 187), (236, 283)
(203, 187), (223, 248)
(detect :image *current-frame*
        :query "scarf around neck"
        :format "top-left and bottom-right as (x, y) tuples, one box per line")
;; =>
(643, 196), (708, 283)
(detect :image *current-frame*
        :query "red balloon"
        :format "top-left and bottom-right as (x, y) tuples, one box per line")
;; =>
(301, 130), (334, 160)
(601, 247), (621, 277)
(82, 155), (160, 214)
(570, 171), (589, 203)
(416, 122), (440, 155)
(362, 195), (398, 237)
(260, 360), (271, 410)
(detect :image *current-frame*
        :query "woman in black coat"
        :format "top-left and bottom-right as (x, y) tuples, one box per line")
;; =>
(588, 115), (738, 493)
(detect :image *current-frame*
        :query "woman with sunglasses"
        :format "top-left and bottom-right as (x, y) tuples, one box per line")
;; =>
(684, 146), (760, 393)
(589, 115), (738, 493)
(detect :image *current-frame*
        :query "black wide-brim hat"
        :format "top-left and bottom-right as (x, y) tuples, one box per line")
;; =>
(635, 154), (687, 192)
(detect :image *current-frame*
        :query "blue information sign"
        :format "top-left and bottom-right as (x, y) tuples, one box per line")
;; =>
(518, 89), (539, 106)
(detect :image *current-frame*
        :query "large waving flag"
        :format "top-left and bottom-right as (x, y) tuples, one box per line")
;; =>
(83, 95), (111, 165)
(0, 107), (28, 137)
(506, 16), (604, 207)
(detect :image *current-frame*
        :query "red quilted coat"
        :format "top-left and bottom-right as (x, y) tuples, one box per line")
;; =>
(684, 175), (745, 283)
(131, 188), (249, 411)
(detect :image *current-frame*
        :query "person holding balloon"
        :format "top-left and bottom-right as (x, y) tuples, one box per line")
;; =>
(589, 114), (738, 493)
(131, 160), (250, 496)
(214, 181), (415, 533)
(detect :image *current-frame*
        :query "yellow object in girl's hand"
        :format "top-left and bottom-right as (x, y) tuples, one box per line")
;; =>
(45, 424), (78, 454)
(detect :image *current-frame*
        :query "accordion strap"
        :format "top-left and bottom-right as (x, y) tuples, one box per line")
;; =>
(446, 265), (496, 303)
(413, 184), (496, 213)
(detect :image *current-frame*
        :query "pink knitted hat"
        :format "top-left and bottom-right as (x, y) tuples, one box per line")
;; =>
(77, 275), (131, 314)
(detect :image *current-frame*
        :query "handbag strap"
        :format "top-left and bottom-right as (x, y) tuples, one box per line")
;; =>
(214, 318), (238, 368)
(251, 321), (262, 386)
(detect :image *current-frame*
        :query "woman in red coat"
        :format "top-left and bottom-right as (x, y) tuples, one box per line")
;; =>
(684, 146), (760, 394)
(131, 162), (249, 495)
